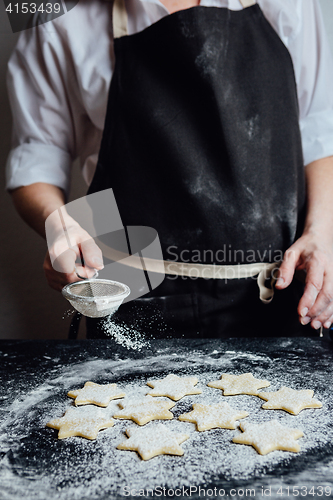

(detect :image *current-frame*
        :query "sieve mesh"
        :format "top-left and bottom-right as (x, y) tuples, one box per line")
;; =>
(62, 279), (131, 318)
(67, 281), (125, 299)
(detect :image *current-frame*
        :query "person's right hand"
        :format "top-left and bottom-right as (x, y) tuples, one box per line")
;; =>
(44, 222), (104, 292)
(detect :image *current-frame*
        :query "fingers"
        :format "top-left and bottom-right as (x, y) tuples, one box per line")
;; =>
(52, 247), (78, 274)
(276, 247), (301, 289)
(80, 239), (104, 270)
(43, 252), (79, 292)
(44, 234), (103, 292)
(49, 227), (103, 276)
(51, 240), (103, 279)
(323, 313), (333, 330)
(305, 269), (333, 329)
(297, 260), (324, 325)
(314, 305), (333, 329)
(278, 238), (333, 331)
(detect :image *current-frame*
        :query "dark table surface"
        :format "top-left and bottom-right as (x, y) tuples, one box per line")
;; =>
(1, 337), (333, 500)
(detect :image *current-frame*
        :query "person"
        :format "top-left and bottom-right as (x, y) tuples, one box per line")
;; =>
(6, 0), (333, 338)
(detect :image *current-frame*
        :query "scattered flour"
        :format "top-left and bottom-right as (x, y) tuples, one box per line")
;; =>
(100, 301), (171, 350)
(62, 309), (76, 320)
(101, 316), (148, 351)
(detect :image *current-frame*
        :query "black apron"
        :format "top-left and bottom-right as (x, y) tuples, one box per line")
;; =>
(87, 2), (313, 339)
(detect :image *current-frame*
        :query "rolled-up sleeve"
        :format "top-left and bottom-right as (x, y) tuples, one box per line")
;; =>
(6, 23), (78, 196)
(6, 144), (72, 193)
(288, 0), (333, 166)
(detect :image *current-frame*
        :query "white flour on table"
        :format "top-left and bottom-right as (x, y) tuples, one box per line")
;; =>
(1, 349), (333, 499)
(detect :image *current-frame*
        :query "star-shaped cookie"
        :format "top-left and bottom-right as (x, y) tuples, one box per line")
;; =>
(113, 396), (175, 425)
(146, 374), (202, 401)
(178, 402), (249, 431)
(68, 381), (125, 407)
(117, 423), (189, 460)
(258, 386), (323, 415)
(232, 419), (304, 455)
(46, 406), (114, 440)
(207, 373), (270, 396)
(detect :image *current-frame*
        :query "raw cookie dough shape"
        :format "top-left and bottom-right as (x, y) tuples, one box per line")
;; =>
(113, 396), (175, 425)
(68, 381), (125, 407)
(232, 419), (304, 455)
(258, 386), (323, 415)
(147, 374), (202, 401)
(179, 402), (249, 431)
(117, 423), (189, 460)
(46, 406), (114, 440)
(207, 373), (270, 396)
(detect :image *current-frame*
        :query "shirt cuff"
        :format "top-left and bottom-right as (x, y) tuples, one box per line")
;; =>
(5, 143), (72, 197)
(300, 110), (333, 166)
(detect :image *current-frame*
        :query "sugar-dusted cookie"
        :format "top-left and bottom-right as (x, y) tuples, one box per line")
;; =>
(113, 396), (175, 425)
(117, 423), (189, 460)
(178, 402), (249, 431)
(146, 374), (202, 401)
(207, 373), (270, 396)
(46, 406), (114, 440)
(68, 381), (125, 407)
(258, 386), (323, 415)
(232, 419), (304, 455)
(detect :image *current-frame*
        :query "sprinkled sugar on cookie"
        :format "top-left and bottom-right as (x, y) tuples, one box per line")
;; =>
(117, 423), (189, 460)
(179, 402), (249, 431)
(208, 373), (270, 396)
(258, 387), (323, 415)
(113, 396), (175, 425)
(68, 381), (125, 407)
(147, 374), (202, 401)
(232, 420), (304, 455)
(46, 406), (115, 440)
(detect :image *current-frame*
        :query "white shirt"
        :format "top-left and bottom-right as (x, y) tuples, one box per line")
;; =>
(6, 0), (333, 196)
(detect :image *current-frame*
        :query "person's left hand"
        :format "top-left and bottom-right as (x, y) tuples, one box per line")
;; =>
(275, 231), (333, 330)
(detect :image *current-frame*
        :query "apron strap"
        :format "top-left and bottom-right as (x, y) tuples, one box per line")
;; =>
(94, 237), (280, 303)
(113, 0), (128, 39)
(239, 0), (257, 7)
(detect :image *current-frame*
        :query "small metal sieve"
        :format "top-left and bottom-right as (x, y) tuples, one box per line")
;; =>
(62, 279), (131, 318)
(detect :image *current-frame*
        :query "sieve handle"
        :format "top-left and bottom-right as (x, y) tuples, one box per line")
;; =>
(75, 248), (99, 280)
(74, 265), (99, 280)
